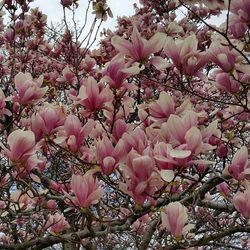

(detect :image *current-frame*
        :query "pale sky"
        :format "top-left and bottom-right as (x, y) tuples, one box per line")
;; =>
(29, 0), (141, 47)
(28, 1), (225, 47)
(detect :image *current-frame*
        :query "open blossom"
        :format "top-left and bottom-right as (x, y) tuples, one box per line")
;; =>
(161, 202), (192, 237)
(209, 43), (239, 72)
(77, 77), (112, 112)
(13, 72), (48, 105)
(69, 171), (103, 208)
(226, 146), (250, 180)
(215, 72), (240, 93)
(101, 54), (140, 90)
(229, 0), (250, 23)
(45, 213), (70, 234)
(154, 142), (191, 170)
(92, 0), (113, 21)
(149, 92), (175, 120)
(233, 189), (250, 219)
(56, 67), (76, 85)
(0, 88), (11, 115)
(120, 150), (163, 204)
(122, 128), (148, 154)
(96, 136), (125, 175)
(1, 130), (36, 162)
(164, 35), (208, 76)
(64, 115), (94, 152)
(31, 104), (66, 141)
(111, 25), (166, 66)
(11, 190), (37, 211)
(228, 15), (248, 39)
(0, 130), (43, 174)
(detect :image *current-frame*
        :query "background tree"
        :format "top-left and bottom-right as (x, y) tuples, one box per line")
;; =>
(0, 0), (249, 249)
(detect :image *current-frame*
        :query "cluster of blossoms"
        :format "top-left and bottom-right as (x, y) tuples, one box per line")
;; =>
(0, 0), (249, 249)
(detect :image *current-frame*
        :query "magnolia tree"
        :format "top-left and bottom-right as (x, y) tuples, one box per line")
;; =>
(0, 0), (249, 249)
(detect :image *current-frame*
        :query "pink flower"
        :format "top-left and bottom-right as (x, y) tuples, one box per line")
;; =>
(45, 213), (70, 234)
(166, 112), (198, 145)
(149, 92), (175, 120)
(164, 35), (208, 76)
(77, 77), (112, 112)
(31, 104), (66, 141)
(101, 54), (140, 89)
(11, 190), (37, 211)
(161, 202), (191, 237)
(233, 189), (250, 219)
(215, 72), (240, 93)
(154, 142), (190, 170)
(111, 25), (166, 63)
(4, 28), (15, 43)
(64, 115), (94, 152)
(70, 172), (103, 208)
(81, 54), (96, 72)
(0, 130), (44, 175)
(228, 15), (248, 38)
(112, 119), (130, 142)
(120, 150), (163, 204)
(1, 130), (36, 162)
(217, 183), (230, 197)
(227, 146), (250, 180)
(56, 67), (76, 84)
(209, 43), (239, 72)
(96, 136), (125, 175)
(13, 72), (48, 105)
(229, 0), (250, 23)
(122, 128), (148, 154)
(0, 88), (11, 116)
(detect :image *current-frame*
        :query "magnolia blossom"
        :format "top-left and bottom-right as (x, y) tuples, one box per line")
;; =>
(45, 213), (70, 234)
(227, 146), (250, 180)
(228, 15), (248, 39)
(149, 92), (175, 120)
(77, 77), (112, 112)
(64, 115), (94, 152)
(164, 35), (208, 76)
(166, 112), (214, 154)
(233, 189), (250, 219)
(122, 128), (149, 154)
(1, 130), (36, 162)
(92, 0), (113, 21)
(161, 202), (192, 237)
(209, 43), (239, 72)
(13, 72), (48, 105)
(0, 88), (11, 116)
(229, 0), (250, 23)
(101, 54), (140, 90)
(31, 104), (66, 141)
(0, 130), (43, 175)
(11, 190), (37, 211)
(111, 25), (166, 67)
(120, 150), (163, 204)
(217, 182), (230, 197)
(83, 53), (95, 67)
(69, 172), (103, 208)
(56, 67), (76, 84)
(96, 136), (124, 175)
(215, 72), (240, 93)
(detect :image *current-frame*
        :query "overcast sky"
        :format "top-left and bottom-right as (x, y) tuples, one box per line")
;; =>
(28, 1), (225, 47)
(29, 0), (140, 47)
(31, 2), (138, 31)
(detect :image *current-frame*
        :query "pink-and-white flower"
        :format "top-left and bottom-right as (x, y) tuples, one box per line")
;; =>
(69, 171), (103, 208)
(13, 72), (48, 105)
(161, 202), (192, 237)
